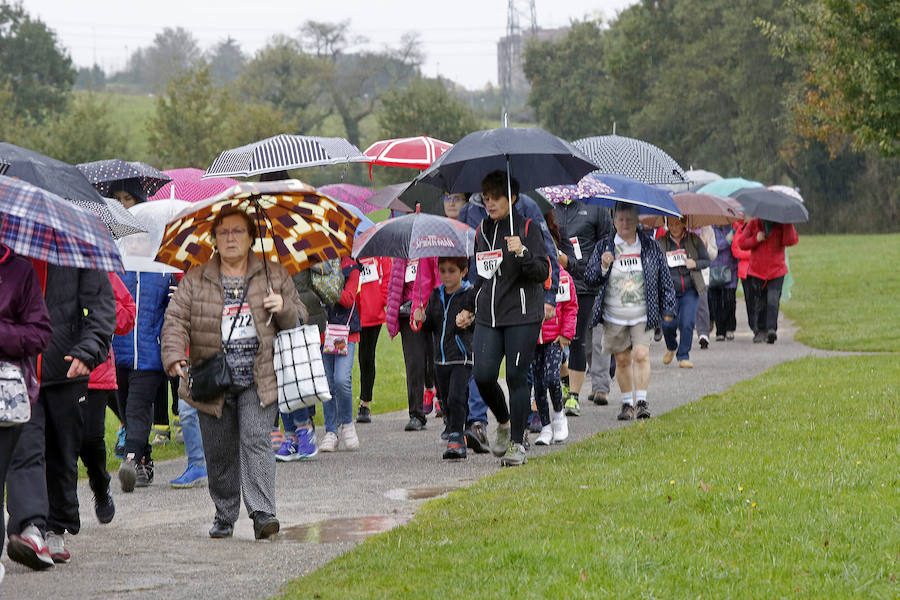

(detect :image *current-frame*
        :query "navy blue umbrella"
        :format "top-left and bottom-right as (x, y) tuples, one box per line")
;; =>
(574, 174), (682, 218)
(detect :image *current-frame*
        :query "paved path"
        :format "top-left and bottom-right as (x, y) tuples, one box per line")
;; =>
(4, 315), (839, 599)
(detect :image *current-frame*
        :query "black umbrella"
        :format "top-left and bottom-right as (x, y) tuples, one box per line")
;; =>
(732, 188), (809, 224)
(77, 159), (172, 198)
(367, 182), (416, 213)
(0, 142), (105, 204)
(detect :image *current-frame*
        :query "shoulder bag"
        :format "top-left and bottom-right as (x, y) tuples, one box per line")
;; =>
(0, 360), (30, 426)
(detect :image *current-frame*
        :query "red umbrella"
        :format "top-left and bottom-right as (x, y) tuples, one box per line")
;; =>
(363, 136), (453, 178)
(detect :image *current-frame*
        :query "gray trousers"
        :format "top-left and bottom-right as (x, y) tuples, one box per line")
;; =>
(198, 386), (277, 525)
(587, 323), (612, 396)
(695, 289), (710, 338)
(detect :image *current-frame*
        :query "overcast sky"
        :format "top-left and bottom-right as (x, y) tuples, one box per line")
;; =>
(24, 0), (636, 89)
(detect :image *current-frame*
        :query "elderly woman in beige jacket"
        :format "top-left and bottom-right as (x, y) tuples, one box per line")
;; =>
(161, 206), (304, 540)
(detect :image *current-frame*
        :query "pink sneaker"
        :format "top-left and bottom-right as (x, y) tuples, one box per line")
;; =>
(423, 387), (435, 415)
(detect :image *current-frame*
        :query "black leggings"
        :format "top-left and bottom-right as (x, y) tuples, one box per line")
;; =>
(567, 293), (595, 372)
(434, 364), (471, 434)
(473, 322), (542, 444)
(709, 287), (737, 336)
(80, 389), (112, 497)
(358, 324), (381, 404)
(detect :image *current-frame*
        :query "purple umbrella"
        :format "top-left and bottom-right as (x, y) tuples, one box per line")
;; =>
(351, 211), (475, 260)
(318, 183), (379, 214)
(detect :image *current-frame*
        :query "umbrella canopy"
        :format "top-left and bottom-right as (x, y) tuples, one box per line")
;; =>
(149, 168), (240, 203)
(364, 136), (453, 171)
(352, 211), (474, 260)
(156, 179), (360, 275)
(572, 135), (687, 185)
(641, 192), (743, 229)
(117, 199), (192, 273)
(768, 185), (804, 203)
(71, 197), (147, 240)
(335, 201), (375, 240)
(0, 174), (123, 271)
(551, 173), (682, 217)
(0, 142), (104, 204)
(697, 177), (763, 197)
(732, 188), (809, 224)
(77, 159), (172, 197)
(536, 173), (616, 204)
(684, 169), (723, 191)
(318, 183), (379, 214)
(203, 134), (368, 179)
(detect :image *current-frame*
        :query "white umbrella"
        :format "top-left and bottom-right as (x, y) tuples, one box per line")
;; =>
(116, 199), (191, 273)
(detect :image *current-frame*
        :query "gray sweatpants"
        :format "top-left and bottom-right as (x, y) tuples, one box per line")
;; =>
(198, 386), (277, 525)
(588, 323), (612, 396)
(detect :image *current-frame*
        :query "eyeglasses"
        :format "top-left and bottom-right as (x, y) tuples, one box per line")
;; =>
(215, 227), (247, 239)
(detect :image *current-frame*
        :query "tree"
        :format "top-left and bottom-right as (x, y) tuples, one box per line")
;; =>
(74, 64), (106, 89)
(0, 1), (75, 121)
(31, 92), (127, 165)
(207, 37), (246, 86)
(113, 27), (201, 92)
(376, 77), (481, 143)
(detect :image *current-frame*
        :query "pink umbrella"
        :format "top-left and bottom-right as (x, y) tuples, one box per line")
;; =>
(318, 183), (380, 214)
(149, 168), (240, 203)
(363, 136), (453, 178)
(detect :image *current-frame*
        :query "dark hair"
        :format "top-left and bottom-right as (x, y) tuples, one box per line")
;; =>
(614, 201), (639, 218)
(259, 170), (290, 182)
(481, 170), (519, 200)
(543, 209), (562, 246)
(110, 181), (147, 204)
(211, 206), (257, 243)
(438, 256), (469, 272)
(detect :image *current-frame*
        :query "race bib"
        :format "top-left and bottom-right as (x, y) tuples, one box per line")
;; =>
(360, 258), (379, 284)
(614, 252), (641, 273)
(556, 272), (572, 303)
(666, 249), (687, 268)
(404, 259), (418, 283)
(569, 236), (583, 260)
(476, 250), (503, 279)
(222, 302), (256, 341)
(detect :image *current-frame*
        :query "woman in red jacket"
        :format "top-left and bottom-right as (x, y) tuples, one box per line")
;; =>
(737, 218), (799, 343)
(355, 256), (391, 423)
(730, 221), (754, 335)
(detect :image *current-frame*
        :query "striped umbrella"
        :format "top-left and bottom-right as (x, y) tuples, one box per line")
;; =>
(150, 168), (240, 203)
(363, 136), (453, 178)
(203, 134), (368, 179)
(0, 175), (123, 272)
(573, 135), (687, 185)
(155, 179), (360, 276)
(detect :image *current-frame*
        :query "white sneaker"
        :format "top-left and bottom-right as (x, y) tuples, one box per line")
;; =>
(8, 524), (54, 570)
(45, 531), (70, 564)
(319, 431), (338, 452)
(339, 423), (359, 451)
(535, 424), (553, 446)
(0, 561), (5, 583)
(551, 411), (568, 443)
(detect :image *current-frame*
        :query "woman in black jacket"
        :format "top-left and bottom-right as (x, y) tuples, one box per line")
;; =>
(459, 171), (549, 467)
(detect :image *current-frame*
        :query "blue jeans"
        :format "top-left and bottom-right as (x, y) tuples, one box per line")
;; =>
(280, 405), (315, 433)
(322, 342), (356, 433)
(467, 376), (487, 426)
(662, 289), (700, 361)
(178, 399), (205, 468)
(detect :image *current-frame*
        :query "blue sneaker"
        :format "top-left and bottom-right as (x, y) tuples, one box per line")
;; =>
(170, 463), (207, 488)
(295, 427), (317, 458)
(113, 427), (126, 459)
(274, 437), (300, 462)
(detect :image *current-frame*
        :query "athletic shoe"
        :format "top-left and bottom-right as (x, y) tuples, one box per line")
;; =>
(491, 425), (511, 457)
(95, 488), (115, 524)
(252, 512), (280, 540)
(564, 395), (580, 417)
(294, 427), (317, 458)
(434, 397), (442, 418)
(551, 411), (568, 443)
(715, 334), (726, 341)
(113, 427), (126, 459)
(119, 454), (138, 493)
(45, 531), (70, 564)
(699, 335), (709, 349)
(617, 403), (635, 421)
(636, 400), (651, 419)
(170, 464), (208, 488)
(0, 561), (5, 583)
(663, 349), (676, 364)
(339, 423), (360, 451)
(726, 331), (735, 340)
(678, 360), (694, 369)
(319, 431), (338, 452)
(173, 415), (184, 443)
(136, 458), (154, 487)
(500, 442), (527, 466)
(535, 424), (553, 446)
(7, 524), (54, 570)
(527, 411), (542, 433)
(753, 331), (766, 343)
(150, 425), (170, 445)
(356, 403), (372, 423)
(274, 437), (300, 462)
(464, 422), (490, 454)
(423, 387), (435, 415)
(270, 428), (284, 451)
(767, 330), (778, 344)
(404, 417), (426, 431)
(653, 327), (662, 342)
(441, 424), (451, 441)
(442, 432), (466, 460)
(590, 391), (609, 406)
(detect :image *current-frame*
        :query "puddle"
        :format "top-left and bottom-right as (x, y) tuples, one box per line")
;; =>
(384, 485), (458, 501)
(280, 515), (410, 543)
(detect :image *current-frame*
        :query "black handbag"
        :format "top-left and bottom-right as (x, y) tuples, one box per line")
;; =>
(709, 265), (732, 289)
(190, 276), (253, 402)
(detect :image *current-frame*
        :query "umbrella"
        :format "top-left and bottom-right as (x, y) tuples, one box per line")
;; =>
(0, 174), (123, 272)
(684, 169), (723, 191)
(731, 188), (809, 224)
(548, 173), (682, 217)
(0, 142), (104, 204)
(572, 135), (687, 185)
(335, 201), (375, 240)
(117, 199), (192, 273)
(363, 136), (453, 176)
(768, 185), (804, 203)
(367, 183), (421, 214)
(352, 211), (475, 260)
(77, 159), (172, 197)
(149, 168), (240, 203)
(318, 183), (379, 214)
(696, 177), (763, 197)
(203, 134), (368, 179)
(536, 173), (616, 204)
(71, 197), (147, 240)
(641, 193), (743, 229)
(156, 179), (360, 276)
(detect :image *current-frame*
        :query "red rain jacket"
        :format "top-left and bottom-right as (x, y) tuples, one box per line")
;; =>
(88, 273), (136, 390)
(737, 218), (798, 281)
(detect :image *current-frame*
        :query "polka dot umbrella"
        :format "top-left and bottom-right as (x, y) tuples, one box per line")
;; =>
(77, 159), (172, 198)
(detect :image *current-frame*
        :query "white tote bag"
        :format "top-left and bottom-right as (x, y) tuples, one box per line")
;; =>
(273, 324), (332, 413)
(0, 361), (31, 426)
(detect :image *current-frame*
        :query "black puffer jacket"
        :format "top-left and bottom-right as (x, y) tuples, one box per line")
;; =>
(553, 200), (613, 296)
(421, 282), (475, 365)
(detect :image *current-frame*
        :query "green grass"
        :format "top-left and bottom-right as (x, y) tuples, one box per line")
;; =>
(784, 233), (900, 352)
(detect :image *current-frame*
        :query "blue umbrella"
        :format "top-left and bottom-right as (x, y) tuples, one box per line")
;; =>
(336, 201), (375, 239)
(696, 177), (763, 197)
(566, 174), (682, 217)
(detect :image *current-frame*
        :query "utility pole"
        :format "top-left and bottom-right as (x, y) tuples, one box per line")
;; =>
(501, 1), (538, 123)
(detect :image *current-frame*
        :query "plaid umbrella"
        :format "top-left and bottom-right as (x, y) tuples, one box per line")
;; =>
(352, 211), (474, 260)
(71, 197), (147, 240)
(149, 168), (240, 203)
(0, 174), (123, 271)
(203, 134), (368, 179)
(573, 135), (687, 185)
(77, 159), (172, 198)
(318, 183), (379, 214)
(156, 179), (360, 275)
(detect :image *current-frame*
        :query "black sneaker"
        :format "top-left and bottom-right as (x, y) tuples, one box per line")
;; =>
(653, 328), (662, 342)
(252, 512), (280, 540)
(209, 517), (233, 539)
(766, 330), (777, 344)
(617, 404), (635, 421)
(404, 417), (426, 431)
(442, 432), (467, 460)
(356, 403), (371, 423)
(118, 455), (137, 493)
(136, 458), (154, 487)
(636, 401), (651, 419)
(464, 422), (490, 454)
(699, 336), (709, 349)
(95, 489), (115, 524)
(753, 331), (766, 344)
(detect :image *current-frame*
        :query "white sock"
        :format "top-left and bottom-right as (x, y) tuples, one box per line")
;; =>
(622, 392), (634, 406)
(636, 390), (647, 404)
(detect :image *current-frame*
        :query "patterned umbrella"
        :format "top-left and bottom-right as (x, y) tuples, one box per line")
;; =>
(155, 179), (360, 275)
(0, 175), (123, 271)
(363, 136), (453, 178)
(352, 211), (475, 260)
(318, 183), (379, 214)
(150, 168), (240, 203)
(117, 199), (192, 273)
(203, 134), (368, 179)
(71, 197), (147, 240)
(572, 135), (687, 185)
(536, 173), (616, 204)
(77, 159), (172, 197)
